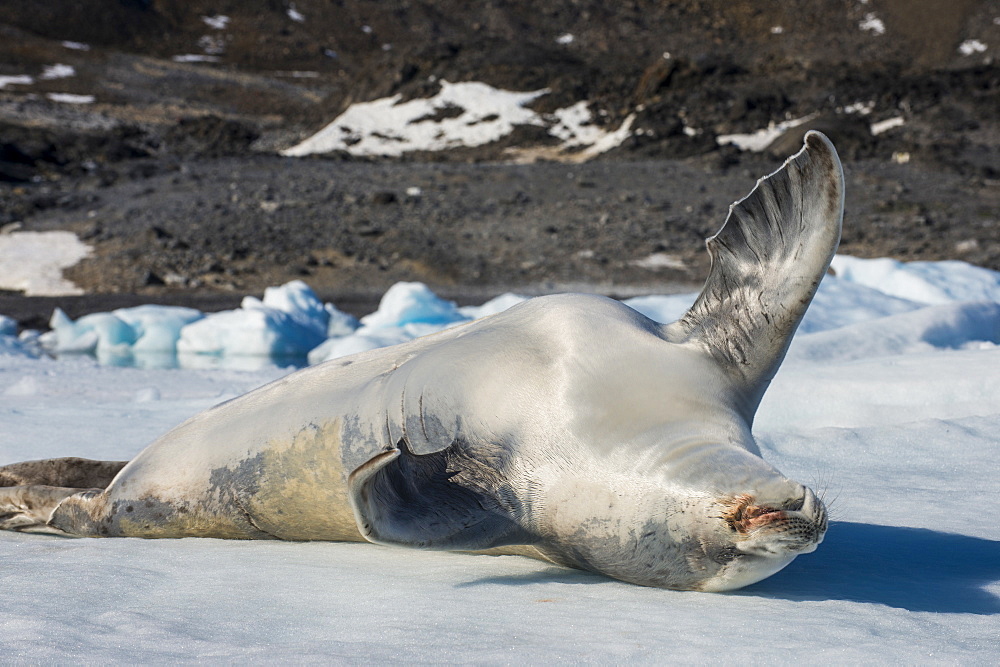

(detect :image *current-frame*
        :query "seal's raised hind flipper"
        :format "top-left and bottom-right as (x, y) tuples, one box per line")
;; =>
(665, 131), (844, 416)
(348, 438), (535, 550)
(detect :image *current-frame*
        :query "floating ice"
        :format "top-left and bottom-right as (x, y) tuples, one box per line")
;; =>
(177, 308), (312, 358)
(46, 309), (133, 355)
(115, 305), (204, 354)
(360, 282), (466, 329)
(178, 281), (331, 359)
(0, 316), (32, 359)
(244, 280), (333, 340)
(798, 277), (920, 333)
(40, 305), (203, 367)
(309, 283), (469, 364)
(326, 307), (361, 338)
(309, 326), (418, 364)
(18, 258), (1000, 370)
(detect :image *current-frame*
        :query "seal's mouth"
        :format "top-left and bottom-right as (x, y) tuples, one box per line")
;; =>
(697, 489), (827, 591)
(717, 490), (826, 555)
(719, 494), (790, 534)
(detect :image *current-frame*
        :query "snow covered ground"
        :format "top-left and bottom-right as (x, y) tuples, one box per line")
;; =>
(281, 79), (635, 161)
(1, 256), (999, 662)
(0, 231), (91, 296)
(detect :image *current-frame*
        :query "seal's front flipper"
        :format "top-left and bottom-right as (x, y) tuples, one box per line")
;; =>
(666, 131), (844, 415)
(0, 458), (126, 534)
(348, 438), (535, 551)
(0, 485), (97, 535)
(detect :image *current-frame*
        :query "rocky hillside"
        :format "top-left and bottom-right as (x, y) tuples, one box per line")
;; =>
(0, 0), (997, 308)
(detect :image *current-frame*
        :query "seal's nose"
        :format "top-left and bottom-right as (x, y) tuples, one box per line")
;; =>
(803, 487), (829, 542)
(783, 485), (828, 549)
(799, 486), (816, 514)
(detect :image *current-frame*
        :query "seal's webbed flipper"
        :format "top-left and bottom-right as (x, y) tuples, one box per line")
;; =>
(665, 131), (844, 415)
(348, 438), (534, 550)
(0, 485), (97, 534)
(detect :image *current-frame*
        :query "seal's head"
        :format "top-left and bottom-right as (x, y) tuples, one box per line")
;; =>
(539, 464), (828, 592)
(696, 483), (828, 591)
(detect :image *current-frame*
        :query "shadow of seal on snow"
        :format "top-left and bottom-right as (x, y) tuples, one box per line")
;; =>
(455, 565), (609, 589)
(456, 522), (1000, 613)
(742, 521), (1000, 614)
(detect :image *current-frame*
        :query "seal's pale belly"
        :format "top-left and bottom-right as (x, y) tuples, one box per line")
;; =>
(76, 418), (368, 541)
(230, 419), (363, 541)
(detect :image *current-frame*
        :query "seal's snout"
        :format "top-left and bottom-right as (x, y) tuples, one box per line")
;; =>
(697, 485), (828, 592)
(719, 493), (790, 534)
(719, 486), (827, 556)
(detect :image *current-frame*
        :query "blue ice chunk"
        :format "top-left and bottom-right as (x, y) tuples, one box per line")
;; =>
(114, 305), (204, 353)
(48, 308), (137, 353)
(360, 282), (467, 329)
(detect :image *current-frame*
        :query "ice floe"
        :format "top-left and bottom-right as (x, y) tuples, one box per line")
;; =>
(5, 257), (999, 374)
